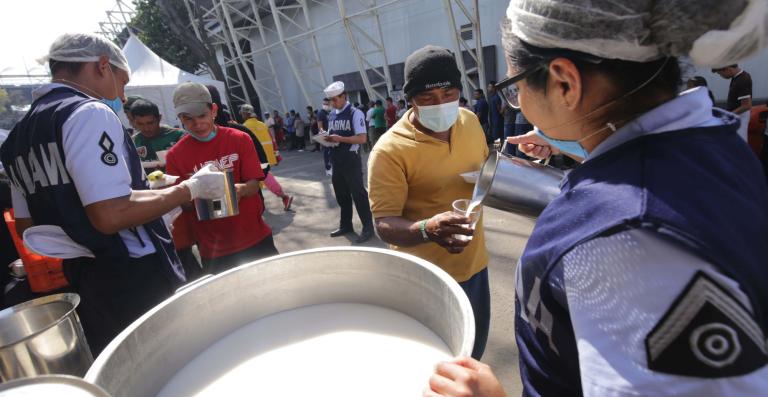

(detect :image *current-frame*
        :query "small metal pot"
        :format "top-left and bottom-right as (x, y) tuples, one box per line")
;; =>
(194, 170), (239, 220)
(0, 293), (93, 381)
(473, 151), (565, 217)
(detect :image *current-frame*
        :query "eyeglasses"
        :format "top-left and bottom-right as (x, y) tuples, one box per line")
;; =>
(495, 64), (546, 109)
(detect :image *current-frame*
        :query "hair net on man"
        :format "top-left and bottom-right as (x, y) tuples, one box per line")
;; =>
(38, 33), (131, 74)
(506, 0), (768, 66)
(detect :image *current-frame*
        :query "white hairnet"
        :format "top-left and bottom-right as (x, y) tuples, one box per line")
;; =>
(506, 0), (768, 66)
(38, 33), (131, 74)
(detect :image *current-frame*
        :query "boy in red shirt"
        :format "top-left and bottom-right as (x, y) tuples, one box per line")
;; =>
(166, 82), (277, 273)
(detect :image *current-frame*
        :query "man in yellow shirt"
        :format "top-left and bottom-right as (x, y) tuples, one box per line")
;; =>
(368, 45), (489, 358)
(240, 104), (293, 211)
(241, 104), (278, 165)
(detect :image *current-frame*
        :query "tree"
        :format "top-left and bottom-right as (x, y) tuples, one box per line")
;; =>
(130, 0), (225, 81)
(157, 0), (226, 82)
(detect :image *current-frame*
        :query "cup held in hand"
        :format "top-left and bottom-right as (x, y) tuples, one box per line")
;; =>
(452, 199), (482, 242)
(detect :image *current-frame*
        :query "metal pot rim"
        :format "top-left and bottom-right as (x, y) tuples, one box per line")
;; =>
(86, 247), (476, 381)
(0, 374), (110, 396)
(0, 293), (81, 349)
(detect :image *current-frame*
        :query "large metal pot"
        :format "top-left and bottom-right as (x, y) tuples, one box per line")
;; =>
(85, 247), (474, 397)
(474, 151), (565, 217)
(0, 293), (93, 381)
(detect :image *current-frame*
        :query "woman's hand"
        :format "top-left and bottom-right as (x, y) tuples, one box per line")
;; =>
(506, 130), (557, 160)
(424, 357), (507, 397)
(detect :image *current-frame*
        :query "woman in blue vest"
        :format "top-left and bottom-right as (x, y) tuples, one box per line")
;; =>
(425, 1), (768, 396)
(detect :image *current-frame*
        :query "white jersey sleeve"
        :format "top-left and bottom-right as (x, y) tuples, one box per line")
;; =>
(561, 228), (768, 397)
(10, 185), (30, 218)
(61, 101), (155, 258)
(61, 101), (133, 206)
(352, 108), (367, 135)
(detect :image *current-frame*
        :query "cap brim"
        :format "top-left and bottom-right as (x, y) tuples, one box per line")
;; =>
(175, 102), (210, 117)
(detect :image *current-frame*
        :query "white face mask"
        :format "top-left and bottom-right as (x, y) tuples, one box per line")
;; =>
(322, 105), (331, 112)
(416, 100), (460, 132)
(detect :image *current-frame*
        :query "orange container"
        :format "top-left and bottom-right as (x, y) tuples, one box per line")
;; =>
(3, 210), (69, 293)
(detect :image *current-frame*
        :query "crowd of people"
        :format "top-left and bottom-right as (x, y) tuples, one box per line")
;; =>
(1, 0), (767, 395)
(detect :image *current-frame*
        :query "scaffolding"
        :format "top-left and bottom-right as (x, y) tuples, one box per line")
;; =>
(444, 0), (486, 95)
(98, 0), (136, 40)
(336, 0), (395, 101)
(184, 1), (257, 107)
(267, 0), (328, 106)
(109, 0), (485, 112)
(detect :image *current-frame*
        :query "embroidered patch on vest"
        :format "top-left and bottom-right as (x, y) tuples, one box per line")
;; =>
(135, 145), (147, 159)
(99, 132), (118, 166)
(645, 271), (767, 377)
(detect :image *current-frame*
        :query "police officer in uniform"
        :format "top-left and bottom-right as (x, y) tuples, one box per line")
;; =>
(425, 1), (768, 396)
(0, 33), (226, 354)
(323, 81), (374, 243)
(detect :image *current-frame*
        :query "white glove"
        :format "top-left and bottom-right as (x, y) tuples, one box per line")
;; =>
(181, 164), (226, 200)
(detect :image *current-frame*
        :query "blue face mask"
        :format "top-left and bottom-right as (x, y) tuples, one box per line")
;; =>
(188, 129), (217, 142)
(100, 65), (124, 114)
(534, 127), (588, 159)
(101, 97), (123, 114)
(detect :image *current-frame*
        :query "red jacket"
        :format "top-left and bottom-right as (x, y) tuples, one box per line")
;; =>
(385, 104), (398, 127)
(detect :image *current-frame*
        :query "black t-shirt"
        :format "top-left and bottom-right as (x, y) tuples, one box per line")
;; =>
(474, 98), (489, 125)
(727, 70), (752, 111)
(317, 109), (329, 130)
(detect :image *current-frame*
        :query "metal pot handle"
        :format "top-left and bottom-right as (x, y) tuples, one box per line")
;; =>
(175, 274), (214, 294)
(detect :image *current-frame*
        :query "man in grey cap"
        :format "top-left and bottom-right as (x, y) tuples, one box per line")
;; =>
(165, 82), (278, 273)
(323, 81), (374, 243)
(0, 33), (226, 353)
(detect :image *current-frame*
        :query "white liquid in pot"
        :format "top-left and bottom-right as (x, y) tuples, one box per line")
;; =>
(156, 303), (453, 397)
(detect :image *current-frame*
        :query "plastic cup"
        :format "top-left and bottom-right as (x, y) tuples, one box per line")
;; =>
(452, 199), (481, 242)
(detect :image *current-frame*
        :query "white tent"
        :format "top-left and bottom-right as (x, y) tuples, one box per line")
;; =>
(121, 35), (228, 127)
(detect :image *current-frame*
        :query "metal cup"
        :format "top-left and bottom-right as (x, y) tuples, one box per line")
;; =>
(194, 170), (239, 221)
(472, 151), (565, 218)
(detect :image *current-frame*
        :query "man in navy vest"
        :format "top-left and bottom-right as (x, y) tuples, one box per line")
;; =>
(322, 81), (374, 243)
(0, 33), (227, 354)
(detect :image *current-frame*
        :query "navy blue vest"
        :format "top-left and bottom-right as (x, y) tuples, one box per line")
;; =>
(327, 104), (355, 156)
(0, 87), (185, 284)
(515, 124), (768, 395)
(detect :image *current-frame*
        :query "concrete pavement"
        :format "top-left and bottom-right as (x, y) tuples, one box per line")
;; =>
(263, 148), (531, 395)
